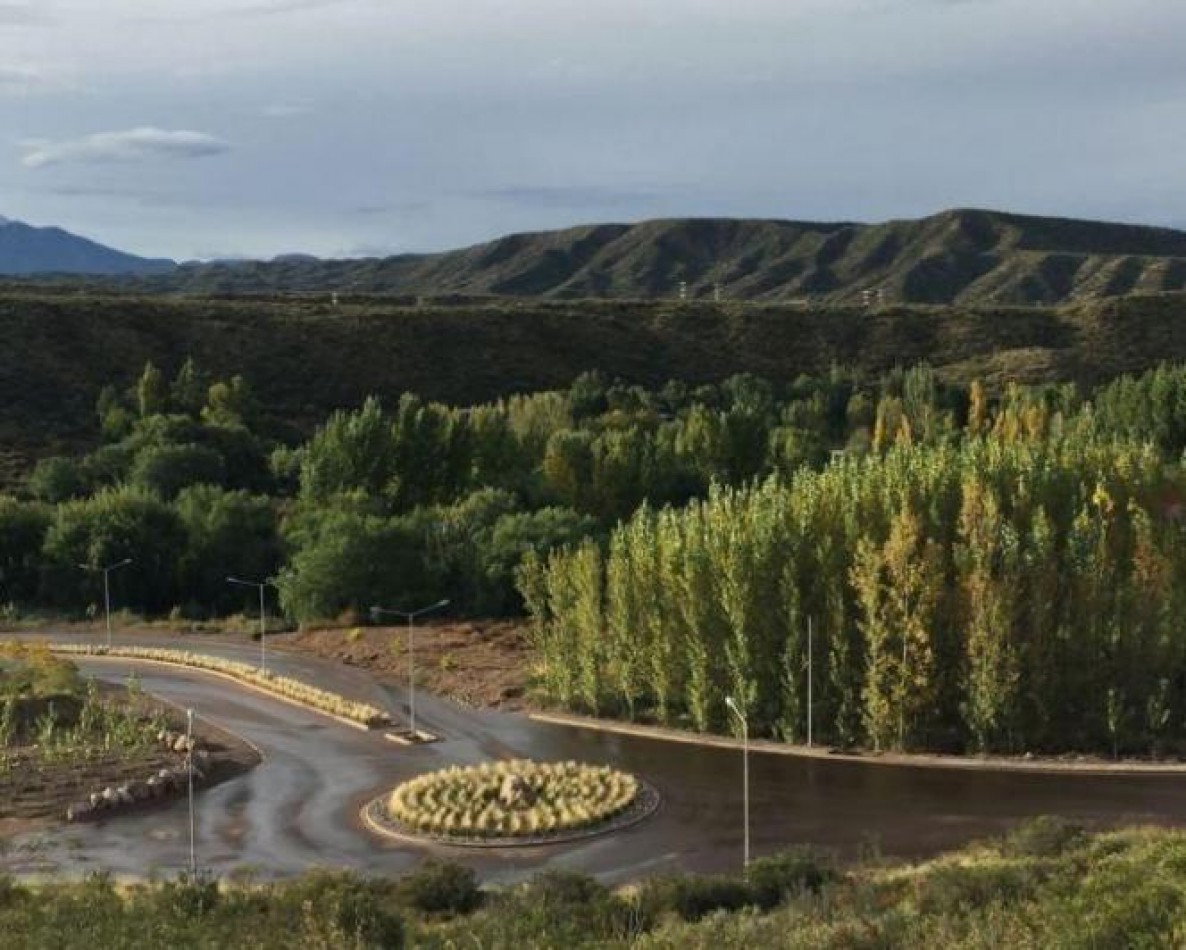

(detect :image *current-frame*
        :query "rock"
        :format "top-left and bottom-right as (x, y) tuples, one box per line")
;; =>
(173, 735), (192, 753)
(67, 801), (95, 823)
(145, 776), (162, 798)
(89, 791), (105, 809)
(101, 786), (120, 806)
(116, 785), (135, 805)
(498, 774), (536, 809)
(127, 780), (150, 802)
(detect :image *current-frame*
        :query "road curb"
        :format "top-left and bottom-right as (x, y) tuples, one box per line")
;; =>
(528, 711), (1186, 776)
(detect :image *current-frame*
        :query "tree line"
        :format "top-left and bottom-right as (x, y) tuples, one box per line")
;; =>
(6, 355), (1186, 663)
(520, 383), (1186, 756)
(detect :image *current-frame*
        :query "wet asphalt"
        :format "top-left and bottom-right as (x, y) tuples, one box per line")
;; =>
(7, 632), (1186, 883)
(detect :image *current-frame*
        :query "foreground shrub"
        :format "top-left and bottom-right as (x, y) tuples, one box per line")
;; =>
(638, 873), (756, 922)
(278, 870), (404, 948)
(397, 860), (481, 916)
(1001, 815), (1087, 858)
(746, 847), (837, 909)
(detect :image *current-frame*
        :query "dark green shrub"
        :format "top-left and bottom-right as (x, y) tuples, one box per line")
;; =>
(397, 860), (481, 916)
(638, 873), (756, 922)
(746, 847), (837, 909)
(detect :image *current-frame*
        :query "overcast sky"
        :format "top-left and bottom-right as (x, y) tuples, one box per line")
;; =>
(2, 0), (1184, 260)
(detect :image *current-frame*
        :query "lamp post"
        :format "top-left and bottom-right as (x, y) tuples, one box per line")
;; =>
(725, 695), (750, 870)
(186, 707), (197, 876)
(226, 577), (275, 673)
(78, 557), (132, 648)
(371, 599), (449, 738)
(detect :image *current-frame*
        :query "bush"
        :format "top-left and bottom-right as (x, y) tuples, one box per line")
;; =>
(638, 873), (756, 922)
(745, 847), (837, 909)
(278, 870), (404, 948)
(397, 861), (481, 916)
(1001, 816), (1087, 858)
(913, 862), (1039, 916)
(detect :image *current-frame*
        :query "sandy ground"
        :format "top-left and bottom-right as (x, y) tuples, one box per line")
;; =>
(276, 620), (532, 711)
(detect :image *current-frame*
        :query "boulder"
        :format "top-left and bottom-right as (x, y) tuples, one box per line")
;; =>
(67, 801), (95, 823)
(173, 735), (193, 754)
(89, 791), (105, 809)
(116, 785), (135, 805)
(127, 780), (151, 802)
(100, 786), (120, 806)
(498, 774), (537, 809)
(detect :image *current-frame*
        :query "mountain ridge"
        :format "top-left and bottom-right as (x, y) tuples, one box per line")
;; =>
(144, 208), (1186, 305)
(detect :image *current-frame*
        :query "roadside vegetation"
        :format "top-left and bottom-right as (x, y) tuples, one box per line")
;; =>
(3, 821), (1186, 947)
(41, 644), (390, 728)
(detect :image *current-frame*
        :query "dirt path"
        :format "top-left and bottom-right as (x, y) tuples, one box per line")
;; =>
(276, 620), (532, 711)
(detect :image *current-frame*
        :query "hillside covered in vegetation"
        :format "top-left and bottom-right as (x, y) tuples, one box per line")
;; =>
(43, 208), (1186, 304)
(5, 288), (1186, 483)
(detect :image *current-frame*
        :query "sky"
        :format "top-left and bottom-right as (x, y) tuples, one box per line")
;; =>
(2, 0), (1185, 261)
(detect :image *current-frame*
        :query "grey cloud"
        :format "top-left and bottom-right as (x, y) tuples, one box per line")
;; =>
(21, 127), (230, 169)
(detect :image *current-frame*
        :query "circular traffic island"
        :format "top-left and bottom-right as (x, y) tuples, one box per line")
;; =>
(364, 759), (659, 847)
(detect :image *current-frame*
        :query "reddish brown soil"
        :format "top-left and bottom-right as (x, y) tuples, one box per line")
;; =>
(278, 620), (533, 711)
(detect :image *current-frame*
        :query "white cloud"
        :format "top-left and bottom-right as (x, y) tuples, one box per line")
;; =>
(21, 127), (230, 169)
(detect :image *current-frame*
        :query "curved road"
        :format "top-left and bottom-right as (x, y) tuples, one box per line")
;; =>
(8, 631), (1186, 882)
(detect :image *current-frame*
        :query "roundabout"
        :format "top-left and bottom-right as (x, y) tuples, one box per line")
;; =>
(363, 759), (661, 848)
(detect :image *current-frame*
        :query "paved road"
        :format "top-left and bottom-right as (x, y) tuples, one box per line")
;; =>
(8, 631), (1186, 882)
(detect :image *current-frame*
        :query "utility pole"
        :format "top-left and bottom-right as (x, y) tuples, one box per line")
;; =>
(807, 616), (813, 749)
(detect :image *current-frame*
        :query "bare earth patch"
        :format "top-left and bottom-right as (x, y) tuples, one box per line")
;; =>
(0, 685), (260, 839)
(278, 621), (531, 711)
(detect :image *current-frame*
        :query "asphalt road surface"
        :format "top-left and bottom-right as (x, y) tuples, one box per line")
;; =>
(8, 632), (1186, 882)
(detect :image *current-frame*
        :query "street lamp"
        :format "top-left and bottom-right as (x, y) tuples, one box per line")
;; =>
(725, 695), (750, 870)
(370, 599), (449, 739)
(226, 577), (276, 673)
(186, 707), (197, 876)
(78, 557), (133, 648)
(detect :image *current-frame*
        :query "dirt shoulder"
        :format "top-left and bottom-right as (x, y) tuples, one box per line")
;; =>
(274, 620), (533, 712)
(0, 684), (261, 839)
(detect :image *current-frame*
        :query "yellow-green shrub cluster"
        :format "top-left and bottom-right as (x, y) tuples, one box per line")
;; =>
(387, 759), (638, 839)
(40, 643), (390, 727)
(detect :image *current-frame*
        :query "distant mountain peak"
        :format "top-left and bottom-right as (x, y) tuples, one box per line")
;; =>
(0, 217), (175, 276)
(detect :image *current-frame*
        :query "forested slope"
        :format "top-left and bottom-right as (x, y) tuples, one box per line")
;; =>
(4, 288), (1186, 483)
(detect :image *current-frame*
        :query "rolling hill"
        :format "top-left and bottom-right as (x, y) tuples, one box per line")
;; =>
(133, 208), (1186, 305)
